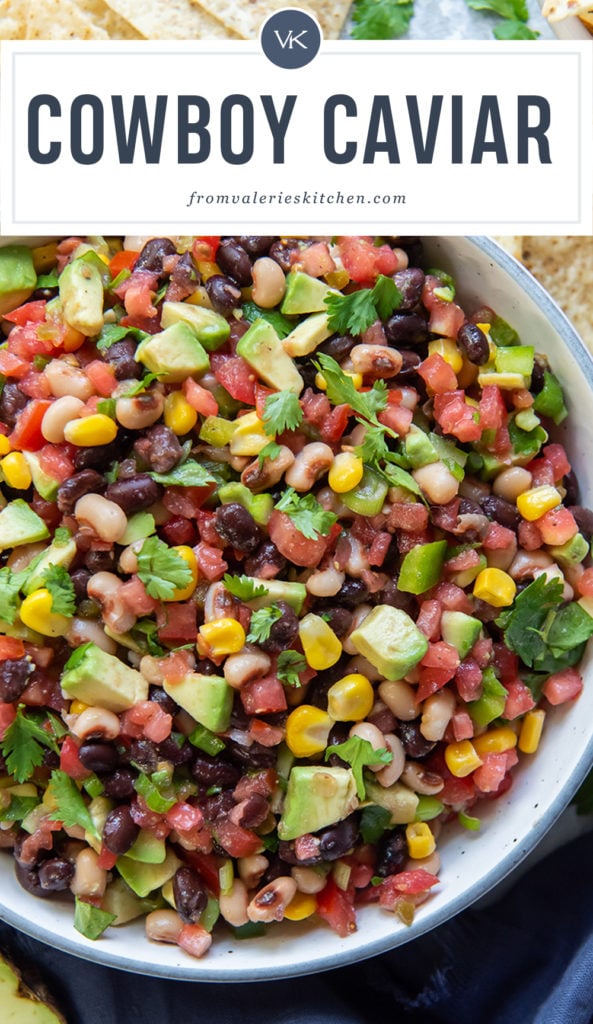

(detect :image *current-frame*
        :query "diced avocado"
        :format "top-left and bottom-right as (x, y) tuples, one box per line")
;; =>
(135, 322), (210, 383)
(160, 300), (230, 352)
(549, 532), (590, 567)
(364, 778), (419, 825)
(341, 466), (389, 517)
(398, 540), (448, 595)
(60, 643), (148, 713)
(84, 795), (113, 853)
(218, 481), (273, 526)
(0, 244), (37, 317)
(162, 673), (232, 733)
(59, 257), (104, 336)
(245, 578), (307, 615)
(101, 877), (162, 926)
(21, 451), (59, 502)
(350, 605), (428, 681)
(23, 532), (77, 596)
(403, 427), (438, 468)
(0, 500), (50, 552)
(119, 511), (156, 546)
(125, 830), (166, 864)
(278, 766), (359, 841)
(468, 666), (508, 727)
(280, 271), (337, 315)
(494, 345), (534, 381)
(117, 848), (181, 899)
(282, 312), (332, 358)
(440, 610), (482, 660)
(199, 416), (237, 447)
(236, 319), (303, 394)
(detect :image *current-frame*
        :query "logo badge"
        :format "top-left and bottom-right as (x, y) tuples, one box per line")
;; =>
(260, 8), (322, 70)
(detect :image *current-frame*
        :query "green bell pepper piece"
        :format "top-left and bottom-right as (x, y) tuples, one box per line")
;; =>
(398, 540), (448, 595)
(341, 466), (389, 517)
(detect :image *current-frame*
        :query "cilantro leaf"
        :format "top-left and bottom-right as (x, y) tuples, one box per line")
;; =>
(354, 424), (390, 466)
(223, 574), (269, 602)
(42, 564), (76, 617)
(121, 372), (164, 397)
(494, 576), (592, 673)
(467, 0), (528, 18)
(96, 323), (148, 352)
(0, 708), (58, 783)
(274, 487), (337, 540)
(262, 391), (303, 436)
(315, 353), (388, 423)
(258, 440), (283, 467)
(149, 460), (216, 488)
(136, 537), (193, 600)
(0, 793), (38, 823)
(351, 0), (414, 39)
(47, 769), (99, 839)
(493, 20), (539, 38)
(241, 301), (296, 339)
(507, 416), (547, 460)
(324, 275), (402, 336)
(381, 460), (424, 497)
(74, 897), (117, 940)
(360, 804), (393, 844)
(325, 735), (392, 800)
(276, 650), (307, 687)
(0, 567), (27, 625)
(247, 605), (282, 644)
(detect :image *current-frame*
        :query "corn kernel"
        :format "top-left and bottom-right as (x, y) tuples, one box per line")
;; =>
(19, 588), (71, 637)
(315, 372), (328, 392)
(298, 613), (342, 671)
(70, 700), (90, 715)
(283, 892), (318, 921)
(328, 452), (364, 494)
(327, 674), (375, 722)
(1, 452), (32, 490)
(164, 391), (198, 436)
(476, 323), (491, 335)
(518, 709), (546, 754)
(0, 435), (12, 456)
(516, 485), (562, 522)
(285, 705), (333, 758)
(473, 567), (517, 608)
(316, 371), (361, 392)
(198, 617), (246, 658)
(229, 411), (269, 457)
(63, 413), (118, 447)
(428, 337), (464, 374)
(195, 260), (220, 281)
(406, 822), (436, 859)
(473, 726), (517, 757)
(167, 545), (198, 602)
(444, 740), (483, 778)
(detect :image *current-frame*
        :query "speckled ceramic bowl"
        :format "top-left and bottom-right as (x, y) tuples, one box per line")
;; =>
(1, 235), (593, 981)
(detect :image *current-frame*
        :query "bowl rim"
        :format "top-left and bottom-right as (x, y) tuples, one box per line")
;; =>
(1, 234), (593, 982)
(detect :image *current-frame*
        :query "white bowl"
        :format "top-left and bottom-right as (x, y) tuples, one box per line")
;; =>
(1, 235), (593, 981)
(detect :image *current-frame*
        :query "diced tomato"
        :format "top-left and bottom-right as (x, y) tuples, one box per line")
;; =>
(381, 869), (440, 898)
(518, 519), (543, 551)
(268, 509), (330, 568)
(431, 581), (474, 614)
(0, 703), (16, 740)
(158, 649), (195, 684)
(166, 802), (204, 833)
(117, 270), (159, 319)
(389, 502), (429, 532)
(3, 300), (47, 325)
(97, 847), (118, 870)
(108, 249), (139, 277)
(38, 443), (75, 483)
(577, 568), (593, 598)
(543, 443), (571, 481)
(421, 641), (460, 672)
(478, 386), (506, 431)
(119, 576), (160, 616)
(160, 516), (197, 547)
(0, 349), (29, 379)
(214, 819), (262, 858)
(445, 548), (482, 573)
(368, 532), (391, 567)
(433, 390), (482, 442)
(418, 352), (458, 395)
(247, 719), (285, 747)
(473, 752), (508, 794)
(9, 399), (53, 451)
(59, 736), (92, 780)
(416, 667), (457, 702)
(416, 599), (442, 640)
(18, 371), (52, 399)
(7, 323), (55, 359)
(377, 402), (414, 436)
(192, 237), (220, 261)
(163, 486), (215, 518)
(183, 378), (219, 417)
(210, 353), (256, 404)
(157, 602), (197, 645)
(233, 768), (278, 802)
(536, 506), (578, 546)
(422, 278), (466, 337)
(298, 241), (335, 278)
(85, 359), (117, 396)
(300, 388), (332, 427)
(320, 403), (352, 444)
(491, 643), (518, 683)
(177, 924), (212, 959)
(316, 876), (357, 937)
(542, 667), (583, 705)
(451, 710), (474, 741)
(503, 678), (536, 719)
(338, 236), (400, 285)
(0, 637), (26, 660)
(240, 674), (288, 715)
(182, 850), (222, 896)
(194, 542), (228, 581)
(455, 659), (483, 701)
(482, 522), (516, 550)
(526, 457), (555, 488)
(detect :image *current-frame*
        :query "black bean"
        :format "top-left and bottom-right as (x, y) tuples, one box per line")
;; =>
(128, 738), (158, 774)
(38, 857), (75, 892)
(56, 469), (106, 515)
(0, 383), (28, 429)
(0, 658), (33, 703)
(192, 753), (241, 789)
(323, 722), (350, 768)
(392, 267), (425, 310)
(215, 502), (262, 552)
(480, 494), (520, 531)
(296, 360), (319, 392)
(158, 737), (193, 768)
(15, 862), (49, 898)
(336, 577), (370, 608)
(133, 425), (182, 475)
(318, 814), (359, 861)
(378, 579), (415, 616)
(397, 350), (422, 378)
(107, 339), (142, 381)
(259, 600), (299, 653)
(394, 719), (436, 760)
(278, 840), (321, 867)
(384, 312), (430, 347)
(268, 239), (300, 272)
(319, 606), (352, 639)
(318, 334), (356, 361)
(173, 867), (208, 924)
(204, 274), (242, 317)
(375, 827), (408, 878)
(227, 739), (276, 770)
(570, 505), (593, 538)
(395, 237), (424, 266)
(149, 685), (178, 717)
(169, 252), (198, 300)
(70, 568), (91, 604)
(531, 359), (546, 394)
(134, 238), (177, 274)
(103, 806), (140, 855)
(216, 240), (253, 287)
(104, 474), (162, 514)
(563, 470), (579, 507)
(84, 549), (116, 574)
(458, 497), (483, 517)
(244, 540), (287, 578)
(457, 322), (490, 365)
(238, 236), (277, 257)
(233, 793), (269, 829)
(101, 767), (136, 800)
(194, 658), (219, 676)
(72, 432), (130, 473)
(79, 742), (119, 774)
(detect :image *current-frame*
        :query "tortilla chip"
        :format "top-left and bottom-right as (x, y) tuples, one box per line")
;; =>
(104, 0), (239, 38)
(192, 0), (350, 40)
(542, 0), (593, 22)
(0, 0), (25, 38)
(578, 10), (593, 28)
(520, 237), (593, 352)
(72, 0), (142, 38)
(25, 0), (110, 38)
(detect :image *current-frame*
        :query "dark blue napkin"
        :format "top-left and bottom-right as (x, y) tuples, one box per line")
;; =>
(2, 829), (593, 1024)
